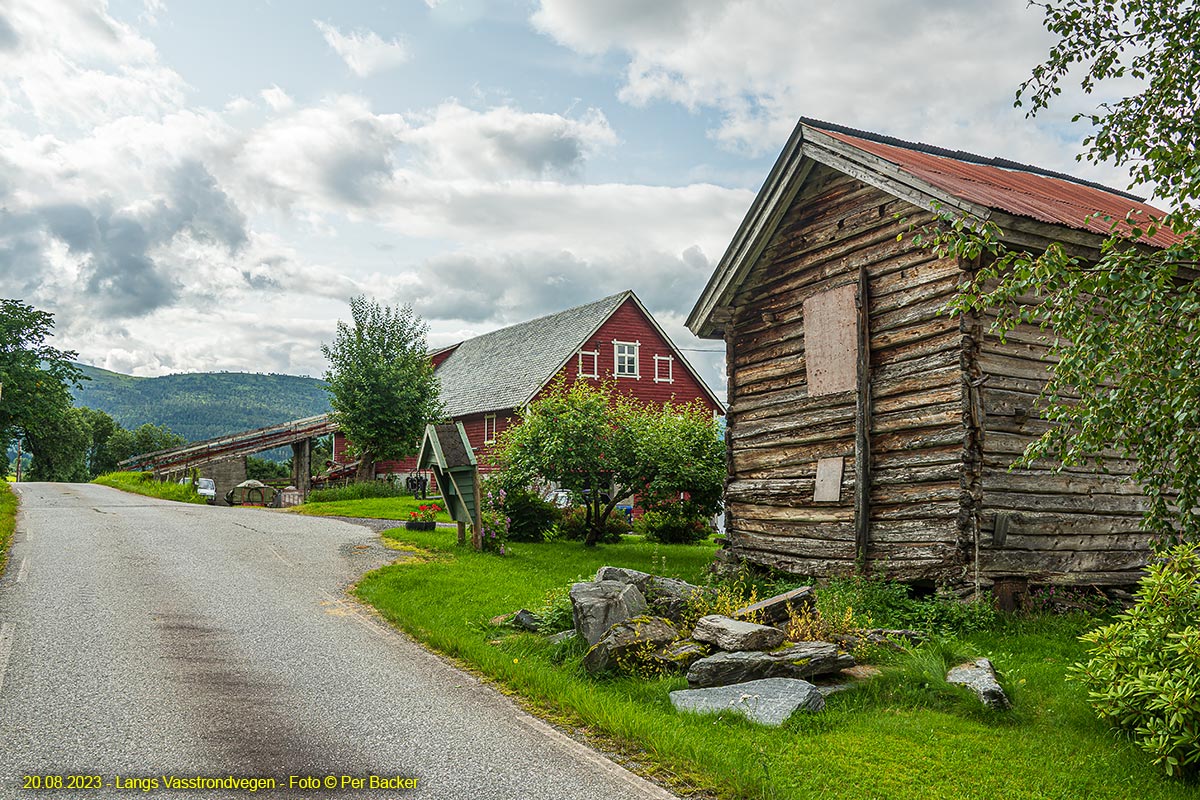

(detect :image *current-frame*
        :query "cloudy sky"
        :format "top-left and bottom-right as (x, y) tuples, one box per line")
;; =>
(0, 0), (1138, 397)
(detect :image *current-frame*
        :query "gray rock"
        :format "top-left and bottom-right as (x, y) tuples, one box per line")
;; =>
(687, 642), (855, 688)
(595, 566), (653, 589)
(693, 614), (785, 652)
(512, 609), (543, 632)
(734, 586), (815, 625)
(546, 630), (577, 645)
(647, 639), (710, 671)
(583, 616), (679, 675)
(670, 678), (825, 726)
(643, 576), (709, 620)
(946, 658), (1011, 710)
(569, 580), (649, 646)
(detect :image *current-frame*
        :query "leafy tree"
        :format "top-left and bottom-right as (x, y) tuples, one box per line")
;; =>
(919, 1), (1200, 542)
(0, 299), (82, 450)
(246, 455), (291, 481)
(25, 406), (92, 482)
(77, 407), (120, 477)
(493, 379), (723, 547)
(108, 422), (187, 465)
(321, 297), (442, 480)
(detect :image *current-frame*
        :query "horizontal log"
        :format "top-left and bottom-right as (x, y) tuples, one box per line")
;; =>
(978, 548), (1149, 575)
(727, 501), (854, 524)
(999, 532), (1156, 551)
(872, 500), (961, 520)
(982, 469), (1143, 496)
(978, 509), (1148, 536)
(982, 488), (1149, 515)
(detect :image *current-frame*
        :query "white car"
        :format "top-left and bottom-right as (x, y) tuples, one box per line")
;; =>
(179, 477), (217, 503)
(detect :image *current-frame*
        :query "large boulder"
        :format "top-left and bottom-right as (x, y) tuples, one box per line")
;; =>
(946, 658), (1011, 710)
(569, 580), (649, 645)
(687, 642), (855, 688)
(582, 616), (679, 675)
(595, 566), (653, 588)
(670, 677), (825, 726)
(734, 586), (815, 625)
(692, 615), (785, 652)
(595, 566), (708, 621)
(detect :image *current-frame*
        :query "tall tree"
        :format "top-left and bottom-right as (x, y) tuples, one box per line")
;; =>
(321, 297), (442, 479)
(25, 406), (92, 482)
(920, 0), (1200, 542)
(493, 379), (723, 547)
(0, 299), (82, 449)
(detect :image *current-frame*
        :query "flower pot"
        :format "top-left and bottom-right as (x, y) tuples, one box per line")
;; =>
(405, 520), (436, 531)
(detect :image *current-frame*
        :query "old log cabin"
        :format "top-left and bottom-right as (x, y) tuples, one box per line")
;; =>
(687, 118), (1176, 592)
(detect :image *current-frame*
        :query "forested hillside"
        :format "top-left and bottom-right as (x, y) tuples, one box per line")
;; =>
(71, 364), (331, 442)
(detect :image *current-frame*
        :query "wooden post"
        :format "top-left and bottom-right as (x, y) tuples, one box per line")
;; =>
(854, 264), (873, 571)
(471, 474), (483, 551)
(13, 439), (21, 482)
(456, 521), (467, 547)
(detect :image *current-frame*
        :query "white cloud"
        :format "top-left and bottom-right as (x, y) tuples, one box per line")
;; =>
(314, 20), (409, 78)
(260, 85), (293, 112)
(529, 0), (1132, 190)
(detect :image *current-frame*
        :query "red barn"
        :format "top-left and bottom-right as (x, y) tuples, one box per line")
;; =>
(332, 290), (724, 478)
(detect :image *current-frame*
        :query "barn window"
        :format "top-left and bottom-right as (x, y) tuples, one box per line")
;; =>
(802, 284), (859, 396)
(613, 340), (640, 378)
(654, 354), (674, 383)
(484, 414), (497, 444)
(577, 349), (599, 378)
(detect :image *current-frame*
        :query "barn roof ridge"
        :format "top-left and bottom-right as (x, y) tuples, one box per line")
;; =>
(799, 117), (1145, 203)
(434, 290), (631, 418)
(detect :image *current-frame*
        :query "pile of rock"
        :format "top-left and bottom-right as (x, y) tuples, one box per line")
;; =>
(557, 566), (860, 726)
(524, 565), (1011, 724)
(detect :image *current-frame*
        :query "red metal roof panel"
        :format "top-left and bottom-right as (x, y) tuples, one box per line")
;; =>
(818, 128), (1179, 248)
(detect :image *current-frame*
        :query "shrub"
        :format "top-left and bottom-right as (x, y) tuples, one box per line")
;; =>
(500, 486), (559, 543)
(634, 506), (713, 544)
(814, 574), (998, 638)
(535, 579), (580, 634)
(554, 506), (629, 543)
(1069, 543), (1200, 776)
(308, 480), (406, 503)
(677, 570), (763, 631)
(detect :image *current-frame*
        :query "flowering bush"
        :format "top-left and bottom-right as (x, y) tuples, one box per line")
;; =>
(480, 489), (510, 555)
(409, 503), (441, 523)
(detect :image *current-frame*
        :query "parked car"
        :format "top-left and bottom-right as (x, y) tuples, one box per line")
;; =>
(178, 476), (217, 504)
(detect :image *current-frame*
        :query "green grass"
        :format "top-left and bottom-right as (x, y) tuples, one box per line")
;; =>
(93, 471), (207, 504)
(291, 495), (453, 522)
(356, 529), (1195, 800)
(0, 479), (15, 575)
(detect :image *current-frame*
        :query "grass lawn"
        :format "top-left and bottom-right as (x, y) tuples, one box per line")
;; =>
(357, 528), (1194, 800)
(93, 471), (207, 504)
(291, 495), (453, 522)
(0, 479), (15, 574)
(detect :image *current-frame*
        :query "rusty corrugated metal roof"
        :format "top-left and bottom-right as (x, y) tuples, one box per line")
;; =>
(805, 119), (1179, 248)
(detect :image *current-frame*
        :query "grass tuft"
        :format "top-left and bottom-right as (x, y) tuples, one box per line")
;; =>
(93, 471), (207, 504)
(0, 479), (15, 575)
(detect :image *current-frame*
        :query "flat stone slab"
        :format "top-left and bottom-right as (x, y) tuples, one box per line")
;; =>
(946, 657), (1011, 709)
(734, 586), (815, 625)
(693, 614), (784, 652)
(670, 677), (825, 726)
(687, 641), (855, 688)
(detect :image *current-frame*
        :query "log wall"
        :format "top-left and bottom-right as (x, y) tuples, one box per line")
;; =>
(973, 311), (1151, 584)
(724, 165), (968, 582)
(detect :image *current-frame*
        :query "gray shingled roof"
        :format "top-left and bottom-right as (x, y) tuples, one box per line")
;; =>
(435, 291), (631, 417)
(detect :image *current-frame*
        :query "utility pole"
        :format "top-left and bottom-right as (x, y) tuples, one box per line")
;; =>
(14, 439), (21, 483)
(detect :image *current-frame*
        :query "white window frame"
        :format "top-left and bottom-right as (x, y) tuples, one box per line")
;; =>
(613, 340), (640, 379)
(484, 414), (497, 444)
(653, 354), (674, 384)
(577, 349), (599, 379)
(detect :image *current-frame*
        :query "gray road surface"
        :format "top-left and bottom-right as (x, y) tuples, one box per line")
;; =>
(0, 483), (674, 800)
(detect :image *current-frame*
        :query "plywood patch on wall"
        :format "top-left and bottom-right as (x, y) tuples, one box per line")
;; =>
(814, 456), (845, 502)
(803, 284), (858, 395)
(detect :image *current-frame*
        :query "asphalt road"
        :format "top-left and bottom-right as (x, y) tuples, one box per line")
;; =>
(0, 483), (675, 800)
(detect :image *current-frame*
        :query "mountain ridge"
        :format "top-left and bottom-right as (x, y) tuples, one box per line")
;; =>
(70, 363), (332, 443)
